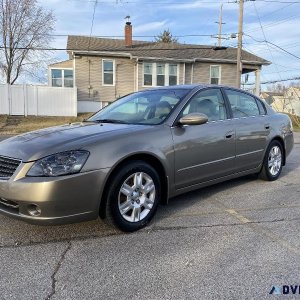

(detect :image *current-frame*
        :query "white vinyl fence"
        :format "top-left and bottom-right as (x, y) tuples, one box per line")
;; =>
(0, 84), (77, 116)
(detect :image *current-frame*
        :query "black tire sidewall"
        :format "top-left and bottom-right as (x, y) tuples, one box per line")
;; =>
(107, 161), (161, 232)
(263, 141), (283, 181)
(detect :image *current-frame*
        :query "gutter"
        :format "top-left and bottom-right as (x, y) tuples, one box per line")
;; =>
(194, 57), (271, 66)
(71, 50), (271, 66)
(73, 50), (133, 59)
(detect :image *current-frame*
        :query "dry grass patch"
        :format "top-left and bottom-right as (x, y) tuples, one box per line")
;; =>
(0, 113), (93, 135)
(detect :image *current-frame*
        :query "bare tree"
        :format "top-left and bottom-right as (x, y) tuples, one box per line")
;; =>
(155, 29), (178, 43)
(0, 0), (55, 84)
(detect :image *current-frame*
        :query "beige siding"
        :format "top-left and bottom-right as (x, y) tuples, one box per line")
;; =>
(75, 56), (135, 102)
(138, 62), (146, 91)
(50, 60), (73, 68)
(220, 64), (237, 87)
(179, 63), (184, 84)
(116, 59), (136, 97)
(74, 57), (240, 103)
(185, 63), (192, 84)
(192, 62), (237, 87)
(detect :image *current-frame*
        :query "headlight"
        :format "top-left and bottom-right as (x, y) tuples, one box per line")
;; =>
(27, 150), (89, 177)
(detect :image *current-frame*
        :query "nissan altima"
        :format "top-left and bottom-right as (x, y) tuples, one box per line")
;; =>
(0, 85), (294, 231)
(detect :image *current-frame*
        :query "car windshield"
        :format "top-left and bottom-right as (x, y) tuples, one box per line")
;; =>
(87, 89), (190, 125)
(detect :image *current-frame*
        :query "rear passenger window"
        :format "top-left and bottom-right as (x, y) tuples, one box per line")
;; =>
(225, 89), (260, 118)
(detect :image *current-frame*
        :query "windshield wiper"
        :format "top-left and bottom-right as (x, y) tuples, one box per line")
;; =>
(92, 119), (128, 124)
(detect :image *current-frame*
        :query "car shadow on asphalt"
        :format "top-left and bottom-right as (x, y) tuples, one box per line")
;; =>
(1, 159), (298, 247)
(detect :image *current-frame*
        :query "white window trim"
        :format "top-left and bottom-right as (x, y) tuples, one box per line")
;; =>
(168, 63), (180, 86)
(143, 62), (153, 87)
(49, 67), (74, 88)
(142, 62), (179, 87)
(102, 59), (115, 86)
(210, 65), (221, 85)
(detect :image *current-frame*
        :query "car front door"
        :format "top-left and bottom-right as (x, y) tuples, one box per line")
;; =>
(223, 88), (270, 173)
(171, 88), (236, 190)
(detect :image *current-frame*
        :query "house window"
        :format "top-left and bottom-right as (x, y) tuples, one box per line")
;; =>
(64, 70), (74, 87)
(157, 64), (165, 86)
(51, 69), (73, 87)
(144, 63), (152, 86)
(52, 69), (62, 87)
(103, 60), (114, 85)
(143, 63), (179, 86)
(169, 64), (177, 86)
(210, 65), (221, 84)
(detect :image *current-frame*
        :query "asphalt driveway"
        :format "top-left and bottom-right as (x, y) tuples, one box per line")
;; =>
(0, 133), (300, 299)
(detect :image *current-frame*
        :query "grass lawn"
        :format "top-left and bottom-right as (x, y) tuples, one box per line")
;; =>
(0, 113), (93, 135)
(294, 126), (300, 132)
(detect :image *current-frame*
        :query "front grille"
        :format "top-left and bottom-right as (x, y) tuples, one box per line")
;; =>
(0, 155), (21, 179)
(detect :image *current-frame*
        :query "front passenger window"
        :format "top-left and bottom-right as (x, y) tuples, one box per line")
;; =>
(225, 89), (260, 118)
(181, 89), (226, 122)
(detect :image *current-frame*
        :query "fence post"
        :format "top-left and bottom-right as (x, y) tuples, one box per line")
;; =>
(23, 84), (28, 116)
(6, 84), (11, 115)
(74, 87), (77, 116)
(34, 85), (38, 116)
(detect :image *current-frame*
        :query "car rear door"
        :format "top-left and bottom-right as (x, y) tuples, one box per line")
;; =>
(223, 88), (270, 173)
(171, 88), (236, 190)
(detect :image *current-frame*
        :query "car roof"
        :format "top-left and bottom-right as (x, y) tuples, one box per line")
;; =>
(141, 84), (239, 91)
(137, 84), (261, 101)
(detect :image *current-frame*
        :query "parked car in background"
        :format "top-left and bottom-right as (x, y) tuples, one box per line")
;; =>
(0, 84), (294, 231)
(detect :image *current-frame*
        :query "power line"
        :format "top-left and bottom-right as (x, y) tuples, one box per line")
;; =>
(0, 33), (232, 38)
(244, 34), (300, 61)
(244, 76), (300, 85)
(0, 45), (227, 51)
(67, 0), (300, 4)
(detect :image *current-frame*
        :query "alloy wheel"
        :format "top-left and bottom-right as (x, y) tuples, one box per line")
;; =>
(268, 145), (282, 176)
(118, 172), (156, 222)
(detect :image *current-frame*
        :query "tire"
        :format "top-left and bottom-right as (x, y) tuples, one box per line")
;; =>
(105, 160), (161, 232)
(259, 140), (283, 181)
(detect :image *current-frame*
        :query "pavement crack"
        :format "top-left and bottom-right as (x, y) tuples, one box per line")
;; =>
(45, 241), (72, 300)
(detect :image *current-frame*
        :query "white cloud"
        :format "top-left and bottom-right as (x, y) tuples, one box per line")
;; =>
(134, 20), (170, 34)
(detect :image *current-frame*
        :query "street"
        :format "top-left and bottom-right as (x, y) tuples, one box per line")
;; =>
(0, 133), (300, 299)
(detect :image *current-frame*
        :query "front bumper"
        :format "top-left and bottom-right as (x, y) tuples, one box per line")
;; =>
(0, 164), (109, 225)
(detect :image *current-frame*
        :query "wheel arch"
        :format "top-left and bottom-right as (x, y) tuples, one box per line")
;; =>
(99, 153), (169, 219)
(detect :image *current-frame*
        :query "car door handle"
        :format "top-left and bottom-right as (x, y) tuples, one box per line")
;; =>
(225, 131), (234, 139)
(265, 124), (270, 130)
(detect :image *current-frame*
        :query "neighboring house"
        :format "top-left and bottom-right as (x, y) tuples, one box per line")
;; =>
(49, 21), (270, 112)
(260, 91), (285, 111)
(285, 86), (300, 116)
(260, 87), (300, 116)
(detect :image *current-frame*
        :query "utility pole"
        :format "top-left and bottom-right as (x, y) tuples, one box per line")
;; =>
(216, 4), (225, 47)
(236, 0), (244, 88)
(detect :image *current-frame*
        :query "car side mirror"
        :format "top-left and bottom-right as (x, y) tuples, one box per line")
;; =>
(179, 113), (208, 126)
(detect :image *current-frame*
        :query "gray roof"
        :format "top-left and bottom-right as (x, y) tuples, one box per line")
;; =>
(67, 35), (270, 66)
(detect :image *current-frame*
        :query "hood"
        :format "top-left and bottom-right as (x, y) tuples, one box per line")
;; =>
(0, 122), (144, 162)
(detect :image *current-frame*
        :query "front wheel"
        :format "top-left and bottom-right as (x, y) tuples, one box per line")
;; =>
(105, 160), (161, 232)
(259, 141), (283, 181)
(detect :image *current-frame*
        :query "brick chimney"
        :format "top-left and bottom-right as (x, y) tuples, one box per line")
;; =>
(125, 21), (132, 47)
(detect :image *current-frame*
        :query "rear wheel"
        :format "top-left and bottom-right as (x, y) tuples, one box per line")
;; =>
(105, 160), (161, 232)
(259, 140), (283, 181)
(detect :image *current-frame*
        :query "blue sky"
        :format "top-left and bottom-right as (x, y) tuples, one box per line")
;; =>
(39, 0), (300, 89)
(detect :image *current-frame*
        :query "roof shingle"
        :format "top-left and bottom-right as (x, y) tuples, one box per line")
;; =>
(67, 35), (270, 65)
